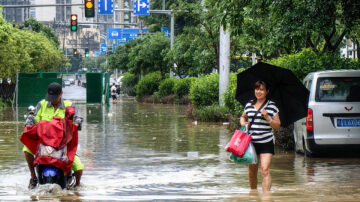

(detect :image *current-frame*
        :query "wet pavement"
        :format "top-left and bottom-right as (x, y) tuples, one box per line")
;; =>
(1, 97), (360, 201)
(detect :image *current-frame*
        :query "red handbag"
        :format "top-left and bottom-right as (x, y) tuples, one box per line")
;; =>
(225, 128), (251, 157)
(226, 100), (269, 157)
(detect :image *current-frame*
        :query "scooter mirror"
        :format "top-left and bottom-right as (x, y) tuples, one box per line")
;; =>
(28, 106), (35, 115)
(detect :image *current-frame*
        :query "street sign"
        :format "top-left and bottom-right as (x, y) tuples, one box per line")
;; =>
(121, 28), (147, 34)
(98, 0), (114, 15)
(107, 28), (123, 39)
(133, 0), (150, 16)
(100, 43), (107, 54)
(161, 27), (170, 38)
(122, 33), (138, 40)
(118, 38), (128, 44)
(95, 51), (100, 56)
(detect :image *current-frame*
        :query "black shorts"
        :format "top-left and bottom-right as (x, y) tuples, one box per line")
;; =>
(252, 141), (274, 155)
(112, 95), (117, 100)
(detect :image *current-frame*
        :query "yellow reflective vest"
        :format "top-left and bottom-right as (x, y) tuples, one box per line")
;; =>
(34, 99), (72, 123)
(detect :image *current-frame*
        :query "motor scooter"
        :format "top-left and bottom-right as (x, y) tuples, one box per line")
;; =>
(25, 106), (77, 190)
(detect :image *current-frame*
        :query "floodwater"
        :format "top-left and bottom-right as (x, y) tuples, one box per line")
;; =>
(1, 97), (360, 201)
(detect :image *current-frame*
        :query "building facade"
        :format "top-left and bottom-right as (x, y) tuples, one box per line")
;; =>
(340, 38), (359, 60)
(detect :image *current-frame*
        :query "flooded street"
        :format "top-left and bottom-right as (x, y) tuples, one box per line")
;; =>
(1, 97), (360, 201)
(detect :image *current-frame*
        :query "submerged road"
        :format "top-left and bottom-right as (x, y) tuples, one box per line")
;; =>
(0, 97), (360, 201)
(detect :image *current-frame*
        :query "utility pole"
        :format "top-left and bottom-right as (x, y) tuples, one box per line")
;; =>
(219, 25), (230, 107)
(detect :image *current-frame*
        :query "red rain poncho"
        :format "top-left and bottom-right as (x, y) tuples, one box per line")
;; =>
(20, 115), (78, 173)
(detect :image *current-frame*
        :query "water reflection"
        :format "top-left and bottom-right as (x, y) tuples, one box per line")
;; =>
(0, 97), (360, 201)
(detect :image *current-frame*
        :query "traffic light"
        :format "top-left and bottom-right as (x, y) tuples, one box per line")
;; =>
(85, 48), (89, 57)
(84, 0), (95, 18)
(73, 49), (78, 56)
(70, 14), (77, 31)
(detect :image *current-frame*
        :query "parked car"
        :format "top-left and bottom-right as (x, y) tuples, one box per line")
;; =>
(69, 78), (75, 85)
(293, 70), (360, 156)
(63, 80), (71, 86)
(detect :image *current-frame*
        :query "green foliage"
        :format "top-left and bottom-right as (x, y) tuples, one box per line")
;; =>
(193, 104), (230, 122)
(224, 73), (243, 115)
(189, 73), (219, 107)
(0, 15), (65, 80)
(108, 40), (139, 72)
(121, 72), (138, 96)
(173, 77), (197, 99)
(0, 99), (8, 110)
(23, 18), (60, 48)
(80, 55), (107, 72)
(215, 0), (360, 57)
(128, 33), (170, 77)
(267, 48), (360, 80)
(158, 78), (177, 97)
(136, 71), (162, 98)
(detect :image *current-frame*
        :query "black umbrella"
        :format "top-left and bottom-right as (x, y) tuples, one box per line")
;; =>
(235, 62), (309, 127)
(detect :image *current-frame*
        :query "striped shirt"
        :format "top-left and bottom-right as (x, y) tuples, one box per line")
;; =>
(244, 100), (279, 143)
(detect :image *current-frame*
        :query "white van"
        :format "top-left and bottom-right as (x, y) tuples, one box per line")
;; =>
(293, 70), (360, 156)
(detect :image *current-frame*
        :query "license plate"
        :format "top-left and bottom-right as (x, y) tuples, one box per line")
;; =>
(335, 118), (360, 127)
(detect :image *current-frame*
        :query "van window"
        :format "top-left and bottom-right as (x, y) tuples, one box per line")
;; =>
(316, 77), (360, 102)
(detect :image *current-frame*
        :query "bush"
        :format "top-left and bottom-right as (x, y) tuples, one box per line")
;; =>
(189, 73), (219, 107)
(121, 72), (138, 96)
(136, 71), (162, 98)
(173, 77), (197, 100)
(267, 48), (360, 80)
(224, 73), (243, 115)
(158, 78), (177, 97)
(192, 104), (230, 122)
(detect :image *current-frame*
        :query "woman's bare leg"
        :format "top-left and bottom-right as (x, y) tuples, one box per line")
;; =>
(259, 153), (273, 192)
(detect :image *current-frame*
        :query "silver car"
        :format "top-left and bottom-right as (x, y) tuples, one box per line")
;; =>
(293, 70), (360, 156)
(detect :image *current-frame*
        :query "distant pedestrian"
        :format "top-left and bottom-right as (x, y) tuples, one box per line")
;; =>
(111, 83), (117, 102)
(239, 80), (281, 192)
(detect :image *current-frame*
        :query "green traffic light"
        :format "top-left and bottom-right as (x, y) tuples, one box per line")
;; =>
(71, 25), (77, 31)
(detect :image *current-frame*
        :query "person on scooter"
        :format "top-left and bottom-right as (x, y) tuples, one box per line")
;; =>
(23, 82), (84, 189)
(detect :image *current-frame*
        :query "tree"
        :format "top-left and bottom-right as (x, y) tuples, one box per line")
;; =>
(128, 32), (170, 77)
(0, 15), (65, 79)
(216, 0), (360, 56)
(23, 18), (60, 48)
(140, 0), (199, 35)
(170, 0), (221, 70)
(108, 39), (139, 72)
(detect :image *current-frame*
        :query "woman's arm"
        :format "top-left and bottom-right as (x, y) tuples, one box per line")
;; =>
(261, 110), (281, 129)
(240, 112), (249, 127)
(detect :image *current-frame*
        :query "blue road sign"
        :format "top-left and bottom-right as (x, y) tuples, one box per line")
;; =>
(118, 38), (128, 44)
(133, 0), (150, 16)
(121, 28), (147, 34)
(122, 33), (138, 40)
(107, 28), (122, 39)
(100, 43), (107, 54)
(95, 51), (100, 56)
(98, 0), (114, 15)
(112, 44), (118, 52)
(161, 27), (170, 38)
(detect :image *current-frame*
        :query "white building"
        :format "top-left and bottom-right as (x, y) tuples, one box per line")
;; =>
(340, 38), (358, 59)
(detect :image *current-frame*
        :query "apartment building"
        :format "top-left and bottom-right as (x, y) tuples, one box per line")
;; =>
(340, 38), (359, 59)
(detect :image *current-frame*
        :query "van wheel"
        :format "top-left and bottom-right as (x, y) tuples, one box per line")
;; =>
(302, 137), (312, 157)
